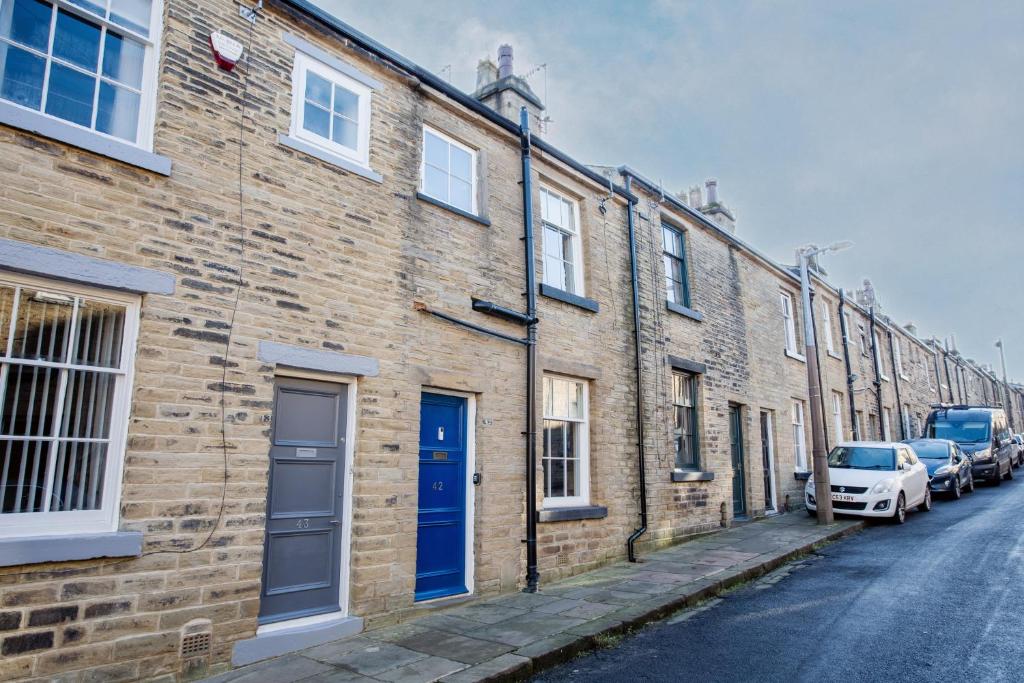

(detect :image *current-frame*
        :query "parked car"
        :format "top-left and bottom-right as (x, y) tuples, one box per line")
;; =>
(806, 441), (931, 524)
(924, 406), (1015, 485)
(1013, 435), (1024, 468)
(904, 438), (974, 499)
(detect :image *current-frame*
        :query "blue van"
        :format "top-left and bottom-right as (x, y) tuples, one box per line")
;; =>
(924, 406), (1015, 485)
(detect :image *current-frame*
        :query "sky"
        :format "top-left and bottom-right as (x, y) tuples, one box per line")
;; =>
(314, 0), (1024, 377)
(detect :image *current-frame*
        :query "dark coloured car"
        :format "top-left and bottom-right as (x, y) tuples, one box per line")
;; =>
(904, 438), (974, 499)
(1013, 435), (1024, 468)
(925, 406), (1015, 485)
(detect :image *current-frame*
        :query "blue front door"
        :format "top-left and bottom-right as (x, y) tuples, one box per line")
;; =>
(415, 393), (468, 601)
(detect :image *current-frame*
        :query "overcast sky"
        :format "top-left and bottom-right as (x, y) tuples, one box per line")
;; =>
(314, 0), (1024, 377)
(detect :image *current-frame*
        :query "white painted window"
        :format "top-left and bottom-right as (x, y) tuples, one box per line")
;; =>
(421, 126), (477, 214)
(821, 302), (836, 354)
(542, 375), (589, 507)
(792, 400), (807, 472)
(882, 407), (892, 441)
(875, 332), (889, 380)
(780, 292), (799, 355)
(893, 338), (906, 378)
(0, 0), (162, 147)
(290, 49), (372, 168)
(832, 391), (844, 441)
(902, 403), (912, 438)
(540, 187), (584, 295)
(857, 323), (869, 356)
(0, 273), (138, 538)
(855, 410), (864, 438)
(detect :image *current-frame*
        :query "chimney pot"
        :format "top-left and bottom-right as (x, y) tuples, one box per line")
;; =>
(688, 185), (702, 208)
(705, 178), (718, 204)
(497, 44), (514, 79)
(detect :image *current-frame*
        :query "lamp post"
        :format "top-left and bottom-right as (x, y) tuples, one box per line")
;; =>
(798, 240), (853, 525)
(996, 339), (1014, 431)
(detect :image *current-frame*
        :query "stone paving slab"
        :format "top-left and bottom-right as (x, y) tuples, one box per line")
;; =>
(205, 514), (862, 683)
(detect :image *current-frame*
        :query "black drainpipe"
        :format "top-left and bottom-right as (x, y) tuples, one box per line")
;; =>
(888, 330), (906, 439)
(868, 307), (884, 439)
(621, 174), (648, 563)
(519, 107), (540, 593)
(838, 290), (859, 440)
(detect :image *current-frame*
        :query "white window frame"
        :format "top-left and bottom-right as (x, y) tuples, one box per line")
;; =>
(0, 0), (164, 151)
(832, 391), (844, 441)
(420, 125), (478, 214)
(541, 374), (589, 509)
(894, 338), (908, 379)
(875, 331), (889, 381)
(882, 407), (892, 441)
(792, 400), (807, 472)
(821, 302), (836, 355)
(539, 186), (584, 295)
(780, 292), (800, 357)
(902, 403), (912, 439)
(289, 50), (372, 169)
(0, 271), (139, 538)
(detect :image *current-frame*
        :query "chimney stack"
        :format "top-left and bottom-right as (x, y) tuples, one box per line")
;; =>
(473, 45), (545, 126)
(904, 322), (918, 336)
(688, 185), (702, 208)
(705, 178), (718, 204)
(697, 178), (736, 233)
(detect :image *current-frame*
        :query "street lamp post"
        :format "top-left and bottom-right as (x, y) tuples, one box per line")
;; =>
(798, 241), (852, 525)
(996, 339), (1014, 431)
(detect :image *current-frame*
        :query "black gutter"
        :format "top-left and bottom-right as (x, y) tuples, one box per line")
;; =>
(620, 173), (648, 563)
(868, 307), (884, 439)
(838, 290), (859, 440)
(278, 0), (636, 203)
(519, 108), (540, 593)
(888, 330), (906, 439)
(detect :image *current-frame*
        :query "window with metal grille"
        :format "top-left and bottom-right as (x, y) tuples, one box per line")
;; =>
(662, 223), (690, 308)
(0, 274), (137, 537)
(0, 0), (162, 146)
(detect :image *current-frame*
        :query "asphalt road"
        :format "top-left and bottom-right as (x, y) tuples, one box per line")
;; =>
(534, 473), (1024, 683)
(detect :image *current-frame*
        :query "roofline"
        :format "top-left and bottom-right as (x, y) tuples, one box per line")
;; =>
(616, 165), (800, 285)
(278, 0), (636, 202)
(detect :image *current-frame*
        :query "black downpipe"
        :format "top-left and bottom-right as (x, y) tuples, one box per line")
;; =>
(868, 307), (884, 439)
(622, 174), (648, 563)
(888, 330), (906, 439)
(838, 290), (859, 440)
(519, 108), (540, 593)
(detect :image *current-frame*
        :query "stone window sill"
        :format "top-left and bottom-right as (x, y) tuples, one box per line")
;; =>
(537, 505), (608, 523)
(671, 470), (715, 482)
(785, 349), (806, 363)
(666, 300), (703, 322)
(0, 100), (171, 175)
(0, 531), (142, 568)
(539, 284), (599, 313)
(794, 471), (811, 481)
(278, 134), (383, 184)
(416, 192), (491, 227)
(827, 350), (843, 360)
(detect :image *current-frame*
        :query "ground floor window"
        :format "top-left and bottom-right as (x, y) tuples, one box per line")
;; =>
(672, 370), (699, 470)
(0, 274), (138, 537)
(542, 375), (589, 507)
(792, 400), (807, 472)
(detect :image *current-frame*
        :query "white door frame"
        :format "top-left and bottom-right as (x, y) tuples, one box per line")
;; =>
(762, 410), (778, 514)
(257, 370), (357, 635)
(419, 387), (476, 599)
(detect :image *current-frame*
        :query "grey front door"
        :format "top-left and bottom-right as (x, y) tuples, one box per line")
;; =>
(259, 378), (348, 625)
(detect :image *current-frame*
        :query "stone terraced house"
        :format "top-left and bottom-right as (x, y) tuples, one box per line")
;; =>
(1, 1), (1023, 680)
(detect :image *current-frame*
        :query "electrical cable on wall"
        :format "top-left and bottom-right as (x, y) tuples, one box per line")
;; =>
(4, 10), (262, 580)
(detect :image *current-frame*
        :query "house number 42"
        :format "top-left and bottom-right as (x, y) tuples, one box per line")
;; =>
(432, 481), (444, 491)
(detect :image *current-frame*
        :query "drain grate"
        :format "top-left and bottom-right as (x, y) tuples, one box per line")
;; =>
(181, 632), (211, 657)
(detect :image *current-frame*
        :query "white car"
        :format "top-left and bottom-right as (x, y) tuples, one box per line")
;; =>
(805, 441), (931, 524)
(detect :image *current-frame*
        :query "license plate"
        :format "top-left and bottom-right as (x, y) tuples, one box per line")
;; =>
(832, 494), (855, 502)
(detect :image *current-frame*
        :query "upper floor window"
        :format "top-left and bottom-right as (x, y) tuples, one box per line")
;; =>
(821, 302), (836, 354)
(672, 370), (699, 470)
(780, 292), (800, 356)
(421, 126), (477, 214)
(662, 223), (691, 308)
(874, 331), (889, 380)
(290, 49), (371, 168)
(0, 273), (138, 537)
(540, 187), (583, 295)
(893, 338), (906, 378)
(542, 374), (589, 508)
(857, 323), (869, 357)
(0, 0), (161, 146)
